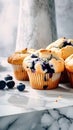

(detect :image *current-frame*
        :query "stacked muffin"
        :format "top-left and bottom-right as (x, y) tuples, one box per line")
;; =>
(8, 37), (73, 89)
(65, 54), (73, 87)
(46, 37), (73, 60)
(46, 37), (73, 83)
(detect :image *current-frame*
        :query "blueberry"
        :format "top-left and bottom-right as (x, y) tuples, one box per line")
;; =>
(30, 61), (35, 72)
(62, 41), (73, 48)
(42, 62), (54, 74)
(6, 80), (15, 89)
(43, 85), (48, 90)
(31, 54), (38, 58)
(0, 80), (6, 89)
(4, 74), (13, 81)
(49, 73), (53, 78)
(44, 75), (47, 81)
(17, 83), (25, 91)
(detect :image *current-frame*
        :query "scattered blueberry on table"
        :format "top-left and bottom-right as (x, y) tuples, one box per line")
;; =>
(0, 80), (6, 89)
(0, 74), (26, 92)
(4, 74), (13, 81)
(17, 83), (25, 91)
(6, 80), (15, 89)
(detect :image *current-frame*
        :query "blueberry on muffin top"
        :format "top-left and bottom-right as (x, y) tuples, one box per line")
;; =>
(23, 49), (64, 74)
(46, 37), (73, 60)
(47, 37), (73, 49)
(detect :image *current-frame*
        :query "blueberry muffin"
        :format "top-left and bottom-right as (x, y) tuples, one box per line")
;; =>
(23, 49), (64, 90)
(8, 48), (35, 81)
(46, 37), (73, 60)
(46, 37), (73, 83)
(65, 54), (73, 87)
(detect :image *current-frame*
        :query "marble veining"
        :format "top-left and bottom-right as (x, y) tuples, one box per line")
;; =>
(0, 107), (73, 130)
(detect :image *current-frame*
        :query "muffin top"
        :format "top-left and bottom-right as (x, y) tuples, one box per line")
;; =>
(8, 48), (35, 65)
(46, 37), (73, 60)
(23, 49), (64, 74)
(65, 54), (73, 72)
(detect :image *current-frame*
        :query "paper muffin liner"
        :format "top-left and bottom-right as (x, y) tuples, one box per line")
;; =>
(60, 68), (69, 83)
(67, 71), (73, 88)
(27, 71), (61, 90)
(12, 65), (29, 81)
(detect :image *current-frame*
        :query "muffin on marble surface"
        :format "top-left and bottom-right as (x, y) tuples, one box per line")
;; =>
(46, 37), (73, 83)
(23, 49), (64, 90)
(65, 54), (73, 87)
(8, 48), (35, 81)
(46, 37), (73, 60)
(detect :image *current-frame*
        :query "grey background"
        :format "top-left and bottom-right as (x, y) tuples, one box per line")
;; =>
(0, 0), (73, 56)
(55, 0), (73, 38)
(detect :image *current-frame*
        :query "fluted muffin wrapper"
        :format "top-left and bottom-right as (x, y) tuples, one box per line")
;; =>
(67, 71), (73, 88)
(12, 65), (29, 81)
(27, 71), (61, 90)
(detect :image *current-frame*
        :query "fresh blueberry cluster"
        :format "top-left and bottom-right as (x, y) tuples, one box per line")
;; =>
(0, 74), (25, 92)
(4, 74), (15, 89)
(0, 74), (15, 90)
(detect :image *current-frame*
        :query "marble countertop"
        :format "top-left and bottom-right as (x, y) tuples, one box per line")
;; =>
(0, 81), (73, 117)
(0, 57), (73, 117)
(0, 58), (73, 130)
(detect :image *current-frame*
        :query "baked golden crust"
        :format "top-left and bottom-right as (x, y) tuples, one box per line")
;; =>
(46, 37), (66, 49)
(65, 54), (73, 72)
(23, 49), (64, 73)
(46, 37), (73, 60)
(8, 48), (35, 65)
